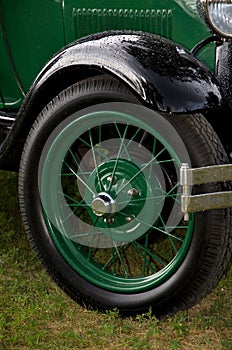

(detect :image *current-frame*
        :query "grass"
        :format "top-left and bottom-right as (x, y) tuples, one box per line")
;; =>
(0, 170), (231, 350)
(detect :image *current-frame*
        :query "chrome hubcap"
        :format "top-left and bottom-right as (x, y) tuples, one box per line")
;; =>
(91, 192), (115, 217)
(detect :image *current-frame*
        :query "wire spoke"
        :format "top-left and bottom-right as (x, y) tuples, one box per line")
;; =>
(89, 129), (104, 191)
(78, 136), (109, 162)
(114, 123), (142, 159)
(63, 203), (89, 208)
(119, 211), (184, 242)
(112, 243), (129, 277)
(132, 240), (158, 274)
(114, 123), (131, 160)
(141, 233), (151, 275)
(108, 123), (129, 191)
(103, 225), (129, 277)
(102, 245), (128, 272)
(60, 192), (82, 205)
(69, 218), (99, 246)
(60, 171), (92, 177)
(66, 148), (89, 181)
(60, 207), (78, 224)
(148, 136), (157, 178)
(116, 146), (168, 195)
(159, 215), (179, 254)
(117, 193), (177, 206)
(98, 124), (102, 146)
(64, 161), (95, 195)
(143, 158), (175, 168)
(132, 241), (167, 267)
(155, 183), (181, 205)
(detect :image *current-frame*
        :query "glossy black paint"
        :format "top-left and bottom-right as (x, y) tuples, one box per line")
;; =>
(216, 42), (232, 109)
(27, 31), (223, 112)
(212, 41), (232, 155)
(0, 31), (224, 170)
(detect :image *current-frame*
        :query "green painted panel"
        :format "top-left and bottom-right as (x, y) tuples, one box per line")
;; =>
(0, 0), (64, 94)
(0, 27), (24, 109)
(63, 0), (215, 71)
(0, 0), (216, 111)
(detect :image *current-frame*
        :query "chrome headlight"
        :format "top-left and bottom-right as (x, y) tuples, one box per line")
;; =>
(200, 0), (232, 38)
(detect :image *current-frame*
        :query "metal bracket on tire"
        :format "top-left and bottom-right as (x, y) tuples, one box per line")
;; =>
(180, 163), (232, 220)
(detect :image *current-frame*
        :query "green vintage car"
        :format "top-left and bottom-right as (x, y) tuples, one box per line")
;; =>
(0, 0), (231, 318)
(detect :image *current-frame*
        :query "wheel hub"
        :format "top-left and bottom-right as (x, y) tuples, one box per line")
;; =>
(83, 158), (162, 242)
(86, 159), (147, 225)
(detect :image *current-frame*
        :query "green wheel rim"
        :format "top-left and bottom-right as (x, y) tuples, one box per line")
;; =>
(40, 107), (194, 293)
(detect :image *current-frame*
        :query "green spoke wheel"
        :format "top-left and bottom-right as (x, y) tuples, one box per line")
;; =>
(19, 76), (232, 318)
(40, 110), (193, 291)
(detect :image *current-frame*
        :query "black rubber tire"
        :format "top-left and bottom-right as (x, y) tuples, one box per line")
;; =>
(18, 75), (232, 318)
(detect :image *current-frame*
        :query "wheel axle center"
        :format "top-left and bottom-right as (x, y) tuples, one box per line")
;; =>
(91, 192), (115, 217)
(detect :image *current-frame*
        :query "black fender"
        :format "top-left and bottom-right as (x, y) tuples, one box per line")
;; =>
(0, 31), (224, 170)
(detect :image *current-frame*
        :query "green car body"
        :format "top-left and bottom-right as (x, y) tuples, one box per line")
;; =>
(0, 0), (214, 110)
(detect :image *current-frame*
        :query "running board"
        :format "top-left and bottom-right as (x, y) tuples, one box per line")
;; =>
(180, 163), (232, 219)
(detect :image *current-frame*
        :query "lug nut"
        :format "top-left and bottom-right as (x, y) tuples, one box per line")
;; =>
(104, 217), (115, 224)
(127, 188), (138, 197)
(125, 215), (135, 222)
(107, 176), (117, 184)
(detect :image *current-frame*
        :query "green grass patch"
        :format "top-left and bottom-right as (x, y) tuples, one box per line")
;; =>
(0, 170), (231, 350)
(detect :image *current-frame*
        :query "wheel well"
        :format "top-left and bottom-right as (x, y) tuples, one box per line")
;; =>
(25, 66), (104, 125)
